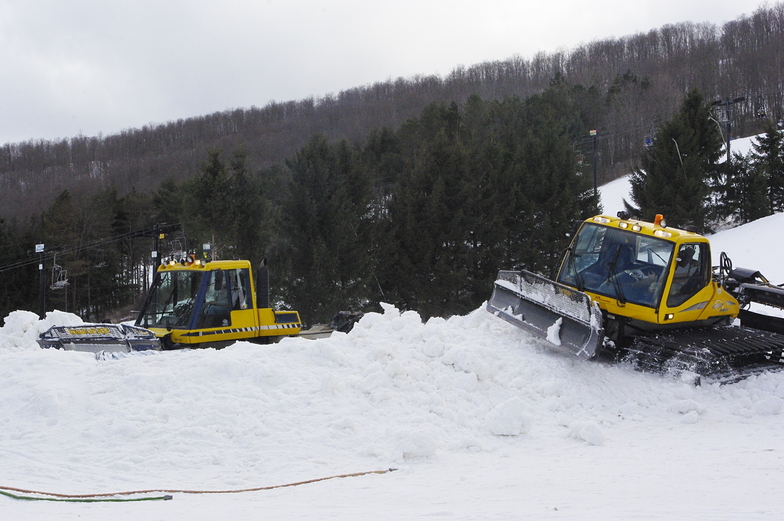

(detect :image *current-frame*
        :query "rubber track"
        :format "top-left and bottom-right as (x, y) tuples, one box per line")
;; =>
(620, 326), (784, 382)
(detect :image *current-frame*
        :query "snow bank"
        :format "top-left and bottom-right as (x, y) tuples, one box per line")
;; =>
(708, 212), (784, 281)
(2, 301), (783, 519)
(0, 309), (83, 352)
(2, 302), (783, 491)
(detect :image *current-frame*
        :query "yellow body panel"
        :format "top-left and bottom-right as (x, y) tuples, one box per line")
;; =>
(591, 279), (739, 326)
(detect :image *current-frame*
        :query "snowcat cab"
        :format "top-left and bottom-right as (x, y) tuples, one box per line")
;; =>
(487, 214), (784, 379)
(135, 258), (301, 349)
(555, 214), (737, 342)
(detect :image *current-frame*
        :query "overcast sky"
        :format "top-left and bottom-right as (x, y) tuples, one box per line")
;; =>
(0, 0), (766, 145)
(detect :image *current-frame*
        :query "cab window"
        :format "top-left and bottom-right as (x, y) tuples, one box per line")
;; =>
(557, 223), (673, 308)
(197, 270), (232, 328)
(230, 268), (252, 310)
(666, 243), (709, 307)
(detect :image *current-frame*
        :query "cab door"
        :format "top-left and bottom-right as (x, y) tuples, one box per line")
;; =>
(227, 267), (257, 332)
(660, 242), (712, 323)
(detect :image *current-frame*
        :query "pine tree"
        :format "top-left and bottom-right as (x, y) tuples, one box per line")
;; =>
(152, 178), (183, 226)
(378, 92), (598, 318)
(749, 121), (784, 213)
(0, 218), (39, 319)
(378, 102), (474, 318)
(85, 188), (132, 319)
(182, 149), (235, 257)
(282, 135), (372, 324)
(625, 89), (723, 231)
(733, 154), (771, 223)
(227, 148), (265, 264)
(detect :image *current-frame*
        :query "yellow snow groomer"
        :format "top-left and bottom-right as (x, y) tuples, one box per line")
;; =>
(135, 258), (301, 349)
(488, 214), (784, 378)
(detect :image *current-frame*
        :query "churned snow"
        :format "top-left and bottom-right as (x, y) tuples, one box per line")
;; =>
(2, 133), (783, 519)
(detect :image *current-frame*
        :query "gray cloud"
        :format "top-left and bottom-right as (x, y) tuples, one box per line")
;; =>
(0, 0), (763, 144)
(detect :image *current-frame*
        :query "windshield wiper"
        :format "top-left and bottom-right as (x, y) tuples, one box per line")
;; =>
(570, 249), (585, 291)
(606, 247), (627, 306)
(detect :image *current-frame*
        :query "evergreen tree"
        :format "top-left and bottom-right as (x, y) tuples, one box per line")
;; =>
(227, 148), (265, 264)
(84, 188), (132, 319)
(730, 154), (770, 223)
(625, 89), (723, 231)
(749, 121), (784, 213)
(364, 126), (405, 190)
(252, 163), (292, 284)
(282, 135), (372, 324)
(460, 96), (517, 303)
(182, 150), (234, 257)
(516, 88), (600, 273)
(0, 218), (41, 318)
(377, 92), (598, 319)
(0, 219), (26, 319)
(378, 102), (474, 317)
(152, 178), (183, 226)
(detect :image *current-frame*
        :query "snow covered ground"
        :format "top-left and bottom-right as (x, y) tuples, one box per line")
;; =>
(3, 304), (784, 520)
(2, 133), (783, 520)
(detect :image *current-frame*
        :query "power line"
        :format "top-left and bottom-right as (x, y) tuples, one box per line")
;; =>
(0, 223), (180, 274)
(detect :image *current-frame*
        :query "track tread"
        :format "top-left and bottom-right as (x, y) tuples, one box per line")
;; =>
(619, 326), (784, 382)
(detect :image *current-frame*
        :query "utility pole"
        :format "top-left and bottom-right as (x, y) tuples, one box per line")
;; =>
(152, 224), (160, 263)
(590, 129), (598, 196)
(711, 96), (746, 163)
(36, 243), (45, 317)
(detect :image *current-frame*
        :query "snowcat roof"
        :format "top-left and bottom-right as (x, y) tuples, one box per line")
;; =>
(585, 215), (706, 244)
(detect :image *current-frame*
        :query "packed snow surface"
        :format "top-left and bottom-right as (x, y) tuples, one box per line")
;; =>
(3, 303), (784, 520)
(3, 139), (784, 519)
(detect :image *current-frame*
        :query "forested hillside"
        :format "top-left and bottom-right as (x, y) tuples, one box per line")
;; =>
(2, 5), (782, 219)
(1, 4), (783, 323)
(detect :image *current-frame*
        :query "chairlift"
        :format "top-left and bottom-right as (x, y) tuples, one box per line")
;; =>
(167, 238), (186, 262)
(94, 249), (108, 269)
(50, 253), (69, 290)
(644, 124), (656, 148)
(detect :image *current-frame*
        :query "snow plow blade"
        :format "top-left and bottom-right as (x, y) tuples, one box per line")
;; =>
(37, 324), (161, 354)
(487, 270), (603, 360)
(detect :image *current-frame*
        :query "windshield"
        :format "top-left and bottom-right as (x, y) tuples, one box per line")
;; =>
(136, 270), (205, 329)
(557, 223), (674, 308)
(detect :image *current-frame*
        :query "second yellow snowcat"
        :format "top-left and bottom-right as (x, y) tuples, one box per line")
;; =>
(135, 257), (302, 349)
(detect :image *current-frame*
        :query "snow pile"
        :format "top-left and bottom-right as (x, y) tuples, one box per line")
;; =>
(0, 309), (83, 352)
(545, 317), (563, 345)
(2, 298), (784, 518)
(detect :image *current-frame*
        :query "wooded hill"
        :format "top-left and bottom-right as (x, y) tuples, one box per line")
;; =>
(1, 4), (782, 219)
